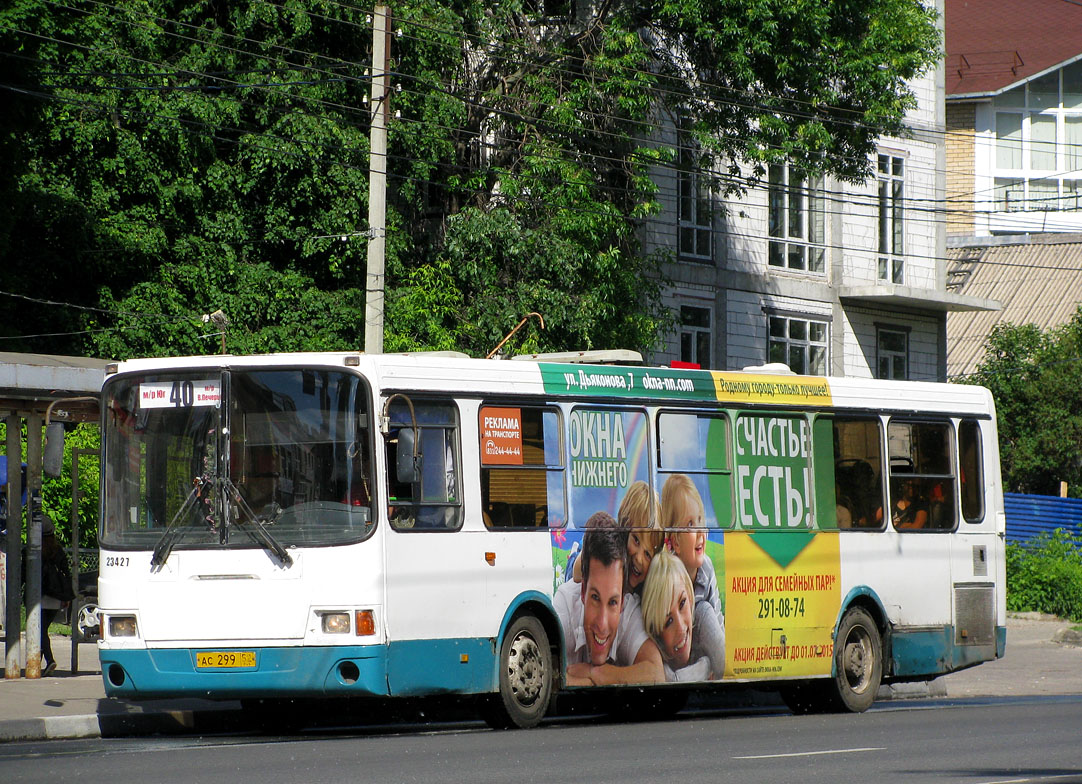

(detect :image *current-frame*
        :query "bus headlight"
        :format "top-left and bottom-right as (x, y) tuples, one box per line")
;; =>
(108, 615), (139, 638)
(321, 612), (351, 634)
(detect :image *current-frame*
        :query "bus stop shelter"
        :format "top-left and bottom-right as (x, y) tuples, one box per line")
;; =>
(0, 352), (108, 679)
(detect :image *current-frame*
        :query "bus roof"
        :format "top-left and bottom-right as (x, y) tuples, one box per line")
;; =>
(106, 351), (995, 417)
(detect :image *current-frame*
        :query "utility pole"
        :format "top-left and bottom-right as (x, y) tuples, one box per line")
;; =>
(364, 4), (391, 355)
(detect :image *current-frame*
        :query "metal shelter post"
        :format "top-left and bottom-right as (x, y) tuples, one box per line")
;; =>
(24, 414), (43, 678)
(4, 414), (23, 679)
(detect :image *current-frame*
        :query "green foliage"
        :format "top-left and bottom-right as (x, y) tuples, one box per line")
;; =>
(1, 0), (941, 359)
(963, 308), (1082, 496)
(1006, 530), (1082, 623)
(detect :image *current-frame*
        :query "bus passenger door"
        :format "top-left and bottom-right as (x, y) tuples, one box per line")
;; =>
(381, 398), (491, 695)
(948, 418), (1000, 668)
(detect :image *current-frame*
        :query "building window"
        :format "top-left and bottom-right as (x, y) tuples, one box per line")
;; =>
(877, 154), (904, 283)
(768, 315), (828, 375)
(768, 164), (825, 273)
(877, 328), (908, 379)
(678, 125), (712, 260)
(679, 305), (711, 368)
(991, 63), (1082, 213)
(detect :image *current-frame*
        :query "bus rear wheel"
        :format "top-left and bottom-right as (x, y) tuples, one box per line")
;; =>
(484, 615), (553, 729)
(832, 606), (882, 712)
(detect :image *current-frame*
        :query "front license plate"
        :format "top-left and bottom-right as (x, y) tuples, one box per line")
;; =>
(196, 651), (256, 669)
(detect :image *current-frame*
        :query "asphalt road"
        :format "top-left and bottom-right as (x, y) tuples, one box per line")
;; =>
(2, 696), (1080, 784)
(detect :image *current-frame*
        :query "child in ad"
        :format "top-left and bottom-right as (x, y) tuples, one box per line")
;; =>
(571, 480), (664, 594)
(619, 480), (664, 595)
(660, 473), (725, 679)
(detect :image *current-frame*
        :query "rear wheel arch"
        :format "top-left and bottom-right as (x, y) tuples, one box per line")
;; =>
(834, 588), (891, 676)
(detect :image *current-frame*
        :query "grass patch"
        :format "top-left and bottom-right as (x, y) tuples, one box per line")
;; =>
(1006, 529), (1082, 623)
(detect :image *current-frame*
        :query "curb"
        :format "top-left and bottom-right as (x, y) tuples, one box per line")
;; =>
(0, 706), (249, 743)
(1052, 627), (1082, 647)
(880, 679), (947, 700)
(0, 715), (102, 743)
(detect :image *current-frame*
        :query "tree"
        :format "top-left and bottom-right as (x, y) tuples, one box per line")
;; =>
(0, 0), (941, 359)
(963, 308), (1082, 496)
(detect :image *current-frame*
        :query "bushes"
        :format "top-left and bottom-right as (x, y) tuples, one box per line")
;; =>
(1006, 529), (1082, 622)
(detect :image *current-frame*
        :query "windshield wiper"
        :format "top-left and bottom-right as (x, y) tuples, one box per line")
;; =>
(151, 477), (209, 568)
(225, 479), (294, 567)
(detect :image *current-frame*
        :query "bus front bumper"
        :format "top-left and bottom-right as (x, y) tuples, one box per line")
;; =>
(99, 645), (390, 699)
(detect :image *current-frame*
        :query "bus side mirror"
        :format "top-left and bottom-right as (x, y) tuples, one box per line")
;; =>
(44, 422), (65, 478)
(396, 427), (422, 485)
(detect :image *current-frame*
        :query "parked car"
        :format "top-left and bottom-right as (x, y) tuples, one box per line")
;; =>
(72, 569), (99, 643)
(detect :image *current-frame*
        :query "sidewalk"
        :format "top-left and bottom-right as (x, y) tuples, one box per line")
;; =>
(0, 634), (241, 741)
(937, 612), (1082, 698)
(1, 614), (1080, 742)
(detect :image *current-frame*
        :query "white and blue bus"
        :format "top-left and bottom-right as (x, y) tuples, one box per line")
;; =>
(97, 350), (1005, 727)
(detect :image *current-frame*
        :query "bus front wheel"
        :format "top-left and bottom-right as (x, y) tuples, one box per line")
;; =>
(832, 606), (882, 712)
(484, 615), (553, 729)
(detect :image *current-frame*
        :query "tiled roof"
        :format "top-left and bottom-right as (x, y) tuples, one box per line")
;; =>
(946, 236), (1082, 378)
(946, 0), (1082, 97)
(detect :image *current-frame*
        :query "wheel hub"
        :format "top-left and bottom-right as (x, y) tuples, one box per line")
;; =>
(843, 634), (870, 693)
(507, 632), (545, 707)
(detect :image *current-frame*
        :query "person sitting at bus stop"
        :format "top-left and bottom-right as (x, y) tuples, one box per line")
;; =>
(892, 478), (929, 530)
(553, 514), (664, 686)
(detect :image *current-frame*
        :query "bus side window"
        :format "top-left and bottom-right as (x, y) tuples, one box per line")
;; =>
(832, 417), (885, 529)
(959, 419), (984, 523)
(479, 406), (565, 530)
(386, 400), (462, 531)
(887, 420), (955, 531)
(657, 411), (732, 529)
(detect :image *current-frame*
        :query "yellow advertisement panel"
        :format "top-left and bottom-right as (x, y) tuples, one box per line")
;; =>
(712, 373), (833, 407)
(724, 531), (841, 679)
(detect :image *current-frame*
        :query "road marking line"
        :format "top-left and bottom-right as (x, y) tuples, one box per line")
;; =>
(734, 747), (885, 760)
(977, 776), (1082, 784)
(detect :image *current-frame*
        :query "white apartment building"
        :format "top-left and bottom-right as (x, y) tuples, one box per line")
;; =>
(644, 0), (997, 381)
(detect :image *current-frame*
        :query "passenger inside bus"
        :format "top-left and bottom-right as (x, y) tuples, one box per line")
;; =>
(891, 478), (929, 529)
(833, 459), (882, 528)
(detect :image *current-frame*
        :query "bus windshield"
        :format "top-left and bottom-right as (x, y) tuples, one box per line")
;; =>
(101, 368), (374, 552)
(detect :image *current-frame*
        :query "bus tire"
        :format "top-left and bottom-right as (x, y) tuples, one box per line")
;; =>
(485, 615), (553, 729)
(832, 606), (882, 712)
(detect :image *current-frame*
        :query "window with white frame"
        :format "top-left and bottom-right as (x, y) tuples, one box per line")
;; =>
(679, 305), (711, 367)
(877, 154), (905, 283)
(678, 124), (712, 260)
(768, 164), (825, 273)
(877, 327), (908, 380)
(768, 315), (828, 375)
(992, 62), (1082, 212)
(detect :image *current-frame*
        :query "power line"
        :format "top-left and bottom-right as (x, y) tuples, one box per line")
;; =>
(3, 1), (1024, 204)
(7, 5), (1082, 271)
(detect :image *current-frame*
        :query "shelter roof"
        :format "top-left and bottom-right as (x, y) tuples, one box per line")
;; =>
(946, 235), (1082, 378)
(0, 352), (110, 421)
(946, 0), (1082, 97)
